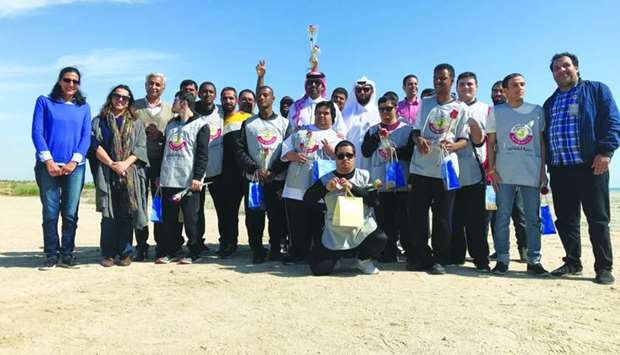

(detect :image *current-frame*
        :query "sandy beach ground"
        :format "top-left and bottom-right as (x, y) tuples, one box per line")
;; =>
(1, 194), (619, 354)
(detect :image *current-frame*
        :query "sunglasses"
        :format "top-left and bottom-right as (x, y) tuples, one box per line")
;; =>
(355, 87), (372, 93)
(336, 152), (355, 160)
(111, 93), (131, 102)
(379, 106), (395, 113)
(62, 78), (80, 85)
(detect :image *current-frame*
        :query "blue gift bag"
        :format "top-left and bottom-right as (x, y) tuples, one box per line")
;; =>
(485, 185), (497, 210)
(247, 181), (265, 211)
(312, 159), (336, 183)
(540, 195), (556, 235)
(150, 193), (162, 223)
(385, 160), (406, 189)
(441, 152), (460, 190)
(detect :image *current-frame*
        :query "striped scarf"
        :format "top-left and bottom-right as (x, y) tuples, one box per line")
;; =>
(107, 114), (138, 212)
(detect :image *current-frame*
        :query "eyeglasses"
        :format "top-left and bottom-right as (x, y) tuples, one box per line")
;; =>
(111, 93), (131, 102)
(306, 79), (323, 87)
(62, 78), (80, 85)
(336, 152), (355, 160)
(355, 86), (372, 93)
(379, 106), (394, 113)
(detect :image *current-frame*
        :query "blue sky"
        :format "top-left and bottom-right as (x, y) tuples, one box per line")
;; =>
(1, 0), (619, 185)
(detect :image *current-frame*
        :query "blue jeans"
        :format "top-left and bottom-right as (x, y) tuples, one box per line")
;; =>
(493, 184), (541, 266)
(34, 162), (85, 259)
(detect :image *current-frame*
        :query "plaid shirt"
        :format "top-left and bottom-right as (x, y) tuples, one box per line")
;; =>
(549, 87), (583, 166)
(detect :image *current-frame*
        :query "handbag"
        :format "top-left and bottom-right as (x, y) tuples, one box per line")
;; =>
(247, 179), (265, 211)
(149, 188), (162, 223)
(540, 194), (557, 235)
(332, 187), (364, 228)
(485, 185), (497, 211)
(384, 150), (407, 190)
(312, 159), (336, 183)
(441, 151), (460, 190)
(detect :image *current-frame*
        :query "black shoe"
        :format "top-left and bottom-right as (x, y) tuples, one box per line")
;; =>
(518, 247), (528, 263)
(200, 242), (211, 255)
(489, 252), (497, 260)
(39, 257), (58, 271)
(492, 262), (508, 275)
(377, 253), (398, 263)
(406, 260), (429, 271)
(550, 263), (583, 277)
(252, 252), (266, 264)
(447, 259), (465, 266)
(428, 263), (446, 275)
(282, 254), (305, 265)
(594, 270), (615, 285)
(268, 249), (282, 261)
(133, 247), (148, 262)
(475, 263), (491, 273)
(527, 263), (549, 276)
(58, 255), (79, 269)
(217, 245), (236, 259)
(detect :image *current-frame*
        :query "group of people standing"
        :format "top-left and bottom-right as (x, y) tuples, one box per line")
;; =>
(30, 52), (619, 285)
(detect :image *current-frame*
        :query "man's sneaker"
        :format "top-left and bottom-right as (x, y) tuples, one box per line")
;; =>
(356, 259), (379, 275)
(155, 256), (172, 264)
(551, 263), (583, 277)
(518, 247), (528, 263)
(101, 258), (114, 267)
(118, 256), (132, 267)
(217, 246), (235, 259)
(177, 256), (193, 265)
(252, 252), (266, 264)
(489, 252), (497, 260)
(527, 263), (549, 276)
(428, 263), (446, 275)
(39, 257), (57, 271)
(59, 255), (79, 269)
(594, 270), (615, 285)
(492, 262), (508, 275)
(475, 263), (491, 273)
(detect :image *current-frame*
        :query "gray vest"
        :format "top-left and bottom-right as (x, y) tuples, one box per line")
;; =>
(320, 169), (378, 250)
(495, 102), (543, 188)
(243, 114), (290, 181)
(160, 116), (209, 188)
(201, 107), (224, 178)
(284, 128), (335, 191)
(367, 120), (412, 192)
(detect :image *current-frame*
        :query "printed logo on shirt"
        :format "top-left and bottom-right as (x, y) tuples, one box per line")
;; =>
(509, 124), (533, 145)
(210, 128), (222, 141)
(167, 132), (187, 151)
(299, 131), (319, 154)
(256, 128), (279, 147)
(427, 108), (453, 134)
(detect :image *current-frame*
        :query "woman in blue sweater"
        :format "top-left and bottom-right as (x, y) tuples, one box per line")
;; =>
(31, 67), (91, 270)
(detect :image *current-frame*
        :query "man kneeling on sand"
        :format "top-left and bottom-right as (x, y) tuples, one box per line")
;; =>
(303, 140), (387, 276)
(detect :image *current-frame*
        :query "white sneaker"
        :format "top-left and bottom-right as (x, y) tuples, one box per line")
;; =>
(356, 259), (379, 275)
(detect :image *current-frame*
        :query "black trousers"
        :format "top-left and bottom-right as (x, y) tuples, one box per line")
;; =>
(284, 198), (325, 259)
(408, 174), (455, 266)
(450, 182), (489, 266)
(244, 179), (287, 253)
(309, 229), (388, 276)
(549, 164), (613, 272)
(217, 173), (245, 249)
(161, 187), (202, 257)
(100, 185), (134, 258)
(201, 176), (227, 246)
(484, 189), (527, 249)
(375, 191), (410, 257)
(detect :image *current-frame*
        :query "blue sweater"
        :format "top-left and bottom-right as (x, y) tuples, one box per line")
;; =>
(543, 80), (620, 165)
(31, 95), (92, 165)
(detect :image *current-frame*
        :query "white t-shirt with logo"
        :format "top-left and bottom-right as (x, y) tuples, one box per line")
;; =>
(409, 97), (469, 178)
(487, 102), (545, 188)
(457, 100), (489, 186)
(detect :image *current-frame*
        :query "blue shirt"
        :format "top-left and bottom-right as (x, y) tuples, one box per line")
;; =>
(31, 95), (92, 165)
(548, 86), (582, 165)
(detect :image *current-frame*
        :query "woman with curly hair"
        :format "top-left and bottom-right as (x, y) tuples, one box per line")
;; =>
(91, 85), (149, 267)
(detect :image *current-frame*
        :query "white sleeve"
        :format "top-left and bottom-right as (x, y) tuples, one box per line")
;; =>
(413, 101), (424, 130)
(280, 134), (295, 161)
(486, 108), (496, 133)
